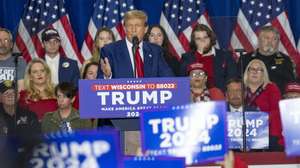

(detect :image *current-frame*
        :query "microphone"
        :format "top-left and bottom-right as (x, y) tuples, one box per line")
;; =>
(132, 36), (139, 78)
(235, 48), (247, 152)
(132, 36), (139, 49)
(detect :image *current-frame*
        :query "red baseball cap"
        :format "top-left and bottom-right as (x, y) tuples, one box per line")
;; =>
(285, 82), (300, 93)
(187, 62), (207, 74)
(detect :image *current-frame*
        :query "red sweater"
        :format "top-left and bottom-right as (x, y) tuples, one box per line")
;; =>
(19, 90), (58, 121)
(251, 83), (283, 144)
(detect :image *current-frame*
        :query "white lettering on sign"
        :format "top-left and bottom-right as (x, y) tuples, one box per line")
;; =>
(30, 140), (110, 168)
(97, 90), (172, 105)
(148, 114), (219, 148)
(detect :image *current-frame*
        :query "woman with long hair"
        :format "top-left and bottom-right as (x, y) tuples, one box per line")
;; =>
(19, 58), (57, 120)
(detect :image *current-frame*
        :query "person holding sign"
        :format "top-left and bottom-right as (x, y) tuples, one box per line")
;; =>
(99, 10), (174, 78)
(243, 59), (283, 151)
(41, 82), (92, 133)
(188, 62), (224, 102)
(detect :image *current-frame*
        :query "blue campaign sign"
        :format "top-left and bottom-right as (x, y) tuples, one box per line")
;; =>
(279, 98), (300, 156)
(28, 129), (121, 168)
(79, 77), (190, 119)
(123, 156), (185, 168)
(227, 112), (269, 149)
(140, 101), (228, 165)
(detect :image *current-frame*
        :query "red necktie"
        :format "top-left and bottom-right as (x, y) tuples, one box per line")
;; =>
(134, 47), (144, 77)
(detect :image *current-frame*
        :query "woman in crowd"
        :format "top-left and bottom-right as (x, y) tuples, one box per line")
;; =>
(74, 61), (99, 109)
(41, 82), (92, 133)
(81, 27), (115, 77)
(179, 24), (237, 91)
(74, 61), (113, 127)
(243, 59), (283, 151)
(90, 27), (116, 63)
(19, 58), (57, 121)
(82, 61), (99, 80)
(144, 25), (180, 76)
(188, 62), (224, 102)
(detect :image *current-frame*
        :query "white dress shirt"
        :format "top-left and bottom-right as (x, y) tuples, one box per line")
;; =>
(229, 105), (243, 112)
(125, 38), (144, 76)
(45, 54), (59, 85)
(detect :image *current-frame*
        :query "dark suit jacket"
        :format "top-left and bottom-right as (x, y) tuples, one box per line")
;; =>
(179, 49), (238, 91)
(58, 56), (80, 87)
(98, 40), (174, 78)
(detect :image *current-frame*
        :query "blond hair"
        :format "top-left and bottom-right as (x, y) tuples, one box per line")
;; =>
(91, 27), (115, 63)
(243, 59), (271, 88)
(123, 10), (148, 26)
(24, 58), (55, 100)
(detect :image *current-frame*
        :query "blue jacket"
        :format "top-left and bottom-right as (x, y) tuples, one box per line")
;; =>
(98, 40), (174, 78)
(58, 56), (80, 87)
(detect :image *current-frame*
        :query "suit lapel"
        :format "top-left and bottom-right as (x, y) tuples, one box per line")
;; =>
(120, 40), (134, 77)
(143, 42), (153, 77)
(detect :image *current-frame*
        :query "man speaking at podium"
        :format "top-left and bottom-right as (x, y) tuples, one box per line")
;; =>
(99, 10), (173, 78)
(98, 10), (173, 155)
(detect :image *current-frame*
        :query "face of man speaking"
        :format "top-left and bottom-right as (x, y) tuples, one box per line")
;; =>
(124, 18), (148, 43)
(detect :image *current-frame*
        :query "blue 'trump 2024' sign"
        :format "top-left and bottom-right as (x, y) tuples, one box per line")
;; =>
(227, 112), (269, 149)
(28, 130), (121, 168)
(279, 98), (300, 156)
(140, 101), (228, 165)
(79, 77), (190, 119)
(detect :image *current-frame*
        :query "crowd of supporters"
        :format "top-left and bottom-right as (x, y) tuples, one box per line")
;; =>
(0, 10), (299, 168)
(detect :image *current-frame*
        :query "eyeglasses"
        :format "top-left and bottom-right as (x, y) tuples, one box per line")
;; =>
(190, 71), (206, 78)
(248, 67), (264, 73)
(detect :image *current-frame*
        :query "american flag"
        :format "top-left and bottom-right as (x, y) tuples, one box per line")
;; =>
(15, 0), (84, 64)
(230, 0), (300, 74)
(81, 0), (134, 61)
(160, 0), (211, 59)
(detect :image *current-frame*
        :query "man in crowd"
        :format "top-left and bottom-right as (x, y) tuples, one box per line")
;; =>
(0, 28), (27, 92)
(42, 27), (80, 87)
(238, 26), (296, 93)
(225, 78), (257, 112)
(0, 80), (40, 167)
(99, 10), (173, 78)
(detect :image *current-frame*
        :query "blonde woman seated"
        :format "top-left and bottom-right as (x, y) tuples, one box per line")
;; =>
(243, 59), (283, 151)
(19, 58), (57, 121)
(41, 82), (92, 133)
(188, 62), (225, 102)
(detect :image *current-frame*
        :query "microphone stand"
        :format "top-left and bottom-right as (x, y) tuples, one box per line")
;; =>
(236, 49), (247, 152)
(13, 53), (21, 134)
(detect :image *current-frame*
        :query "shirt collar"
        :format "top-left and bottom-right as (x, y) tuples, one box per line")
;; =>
(45, 54), (60, 63)
(229, 105), (243, 112)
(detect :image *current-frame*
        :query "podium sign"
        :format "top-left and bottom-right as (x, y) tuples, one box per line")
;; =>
(79, 77), (190, 119)
(140, 101), (228, 165)
(28, 130), (121, 168)
(123, 156), (185, 168)
(279, 98), (300, 156)
(227, 112), (269, 149)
